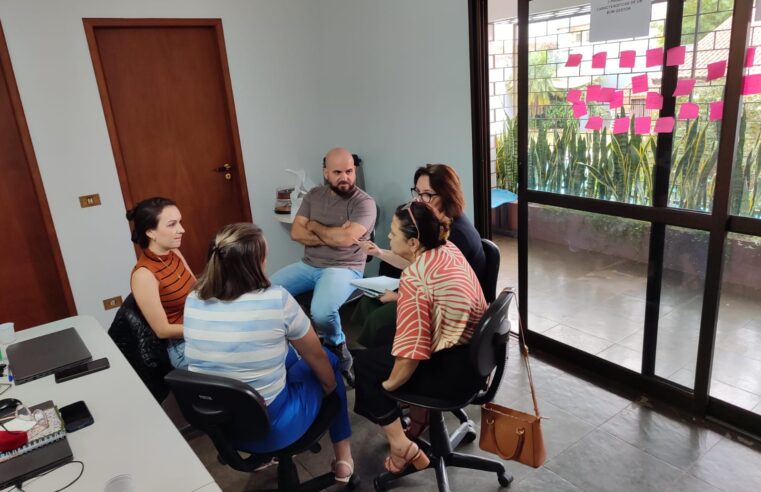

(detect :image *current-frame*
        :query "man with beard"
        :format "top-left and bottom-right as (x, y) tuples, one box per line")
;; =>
(271, 147), (377, 385)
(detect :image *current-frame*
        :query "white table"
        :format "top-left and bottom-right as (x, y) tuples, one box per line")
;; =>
(3, 316), (221, 492)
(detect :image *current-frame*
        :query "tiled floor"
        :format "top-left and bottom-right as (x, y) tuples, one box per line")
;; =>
(490, 235), (761, 416)
(185, 234), (761, 491)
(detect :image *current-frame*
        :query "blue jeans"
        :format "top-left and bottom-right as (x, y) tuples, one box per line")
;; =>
(270, 261), (362, 345)
(167, 339), (187, 369)
(241, 347), (352, 453)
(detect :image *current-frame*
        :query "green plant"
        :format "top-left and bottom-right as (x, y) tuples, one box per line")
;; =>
(730, 112), (761, 217)
(669, 118), (718, 211)
(496, 115), (518, 192)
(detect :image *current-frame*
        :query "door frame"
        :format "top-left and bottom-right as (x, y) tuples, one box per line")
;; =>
(0, 23), (76, 320)
(469, 0), (761, 437)
(82, 18), (252, 235)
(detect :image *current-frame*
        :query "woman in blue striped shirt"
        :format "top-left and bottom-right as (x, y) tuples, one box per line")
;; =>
(183, 222), (354, 482)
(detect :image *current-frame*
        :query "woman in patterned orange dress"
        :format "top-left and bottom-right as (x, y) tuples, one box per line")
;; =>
(353, 201), (488, 473)
(127, 197), (196, 368)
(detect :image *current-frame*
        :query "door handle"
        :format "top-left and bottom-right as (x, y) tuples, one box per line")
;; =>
(214, 163), (233, 173)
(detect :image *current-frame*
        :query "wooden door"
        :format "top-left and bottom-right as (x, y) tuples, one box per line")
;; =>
(0, 24), (76, 330)
(84, 19), (252, 273)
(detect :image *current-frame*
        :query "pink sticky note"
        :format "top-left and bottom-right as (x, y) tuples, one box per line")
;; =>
(742, 74), (761, 95)
(654, 116), (675, 133)
(610, 90), (624, 109)
(567, 89), (582, 103)
(666, 46), (686, 66)
(678, 102), (700, 120)
(646, 47), (664, 67)
(634, 117), (651, 135)
(586, 116), (604, 130)
(709, 101), (724, 121)
(572, 101), (588, 118)
(566, 53), (582, 67)
(613, 117), (630, 134)
(631, 74), (649, 94)
(599, 87), (615, 102)
(586, 84), (602, 102)
(592, 52), (608, 69)
(673, 79), (696, 97)
(746, 47), (756, 68)
(706, 60), (727, 81)
(645, 92), (663, 110)
(619, 50), (636, 68)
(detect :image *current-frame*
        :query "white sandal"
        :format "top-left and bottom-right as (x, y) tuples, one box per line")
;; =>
(331, 459), (354, 483)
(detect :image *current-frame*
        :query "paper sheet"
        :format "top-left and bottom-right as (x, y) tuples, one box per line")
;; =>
(619, 50), (636, 68)
(654, 117), (675, 133)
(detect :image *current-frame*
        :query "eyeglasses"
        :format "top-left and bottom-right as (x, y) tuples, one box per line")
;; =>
(410, 188), (438, 203)
(400, 202), (420, 240)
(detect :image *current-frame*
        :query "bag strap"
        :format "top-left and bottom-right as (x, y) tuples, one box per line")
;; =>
(505, 287), (541, 419)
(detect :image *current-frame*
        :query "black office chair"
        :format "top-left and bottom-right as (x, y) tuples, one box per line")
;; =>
(165, 369), (359, 491)
(108, 294), (171, 402)
(374, 289), (515, 492)
(481, 238), (500, 304)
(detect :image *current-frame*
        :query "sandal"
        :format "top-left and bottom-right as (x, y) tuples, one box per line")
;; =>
(384, 442), (430, 474)
(332, 459), (354, 483)
(404, 406), (429, 440)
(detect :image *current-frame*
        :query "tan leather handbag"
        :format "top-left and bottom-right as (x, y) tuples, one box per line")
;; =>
(479, 299), (546, 468)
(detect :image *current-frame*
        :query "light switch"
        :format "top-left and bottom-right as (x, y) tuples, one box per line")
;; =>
(79, 194), (102, 208)
(103, 296), (123, 310)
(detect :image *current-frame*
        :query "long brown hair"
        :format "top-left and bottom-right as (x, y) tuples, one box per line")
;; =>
(195, 222), (270, 301)
(413, 163), (465, 218)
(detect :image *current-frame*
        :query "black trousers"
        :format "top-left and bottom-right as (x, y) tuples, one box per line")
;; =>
(353, 344), (485, 426)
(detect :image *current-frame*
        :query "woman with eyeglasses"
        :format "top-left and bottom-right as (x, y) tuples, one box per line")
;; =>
(352, 201), (487, 474)
(354, 164), (485, 348)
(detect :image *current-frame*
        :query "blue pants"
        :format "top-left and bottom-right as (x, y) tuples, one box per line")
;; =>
(241, 347), (352, 453)
(167, 339), (187, 369)
(270, 261), (362, 345)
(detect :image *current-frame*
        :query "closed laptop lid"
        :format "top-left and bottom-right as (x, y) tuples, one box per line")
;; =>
(0, 438), (73, 488)
(6, 328), (92, 384)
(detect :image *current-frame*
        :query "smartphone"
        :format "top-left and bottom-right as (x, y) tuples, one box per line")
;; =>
(59, 401), (94, 432)
(54, 357), (110, 383)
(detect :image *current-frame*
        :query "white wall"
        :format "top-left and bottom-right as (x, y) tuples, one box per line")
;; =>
(0, 0), (474, 326)
(311, 0), (474, 254)
(489, 0), (588, 22)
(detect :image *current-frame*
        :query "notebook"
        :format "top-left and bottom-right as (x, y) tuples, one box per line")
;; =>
(351, 276), (400, 298)
(0, 401), (66, 463)
(0, 401), (71, 489)
(6, 327), (92, 384)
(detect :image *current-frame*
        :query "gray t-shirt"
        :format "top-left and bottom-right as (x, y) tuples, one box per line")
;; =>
(297, 185), (377, 269)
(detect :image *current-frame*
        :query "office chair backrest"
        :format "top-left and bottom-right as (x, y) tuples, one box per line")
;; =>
(469, 290), (513, 404)
(480, 238), (500, 304)
(165, 369), (270, 443)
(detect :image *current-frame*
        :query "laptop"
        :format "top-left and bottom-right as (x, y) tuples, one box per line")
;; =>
(0, 438), (73, 489)
(6, 328), (92, 385)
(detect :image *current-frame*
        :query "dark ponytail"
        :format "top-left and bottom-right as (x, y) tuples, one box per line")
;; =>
(126, 197), (176, 248)
(394, 201), (451, 251)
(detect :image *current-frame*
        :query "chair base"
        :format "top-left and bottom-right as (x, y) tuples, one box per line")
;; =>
(257, 457), (360, 492)
(373, 413), (512, 492)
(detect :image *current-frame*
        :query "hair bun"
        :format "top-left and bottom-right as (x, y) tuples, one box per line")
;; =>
(125, 208), (136, 221)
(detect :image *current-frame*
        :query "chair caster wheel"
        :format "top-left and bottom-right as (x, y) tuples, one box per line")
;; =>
(462, 429), (477, 444)
(374, 477), (387, 491)
(346, 474), (361, 489)
(498, 473), (513, 487)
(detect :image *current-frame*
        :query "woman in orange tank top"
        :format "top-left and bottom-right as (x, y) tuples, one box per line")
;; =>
(127, 197), (196, 368)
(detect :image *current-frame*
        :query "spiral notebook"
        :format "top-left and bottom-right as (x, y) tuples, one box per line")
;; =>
(0, 401), (71, 489)
(0, 401), (66, 463)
